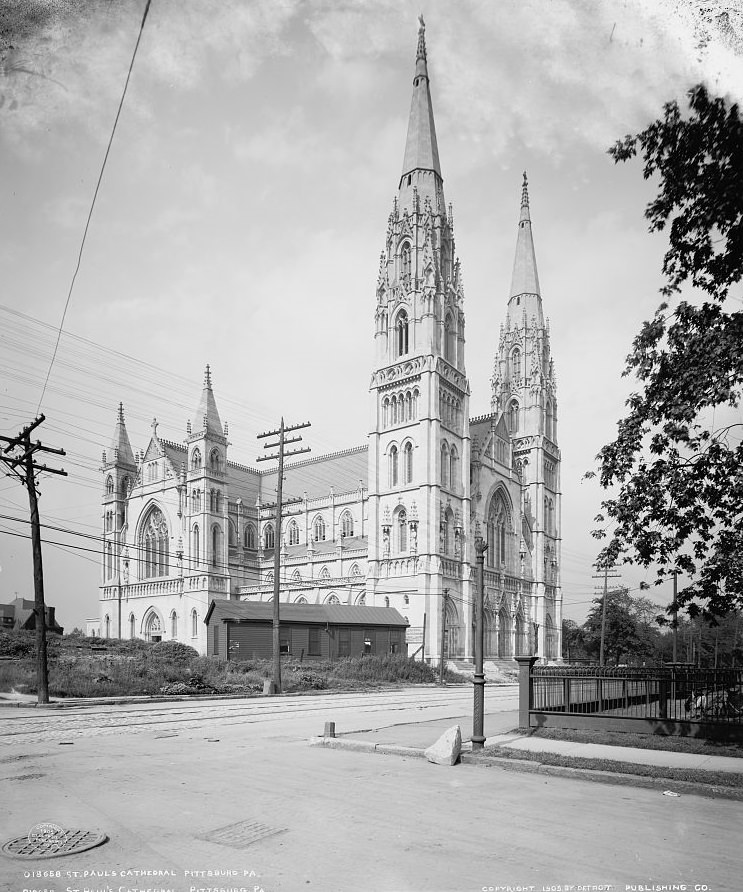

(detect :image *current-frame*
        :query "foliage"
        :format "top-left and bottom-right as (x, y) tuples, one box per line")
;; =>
(581, 588), (663, 666)
(590, 84), (743, 619)
(0, 632), (465, 697)
(561, 619), (587, 662)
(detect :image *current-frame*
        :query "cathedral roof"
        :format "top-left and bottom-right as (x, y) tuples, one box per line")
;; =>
(401, 16), (441, 181)
(508, 173), (544, 327)
(193, 364), (224, 438)
(109, 403), (136, 467)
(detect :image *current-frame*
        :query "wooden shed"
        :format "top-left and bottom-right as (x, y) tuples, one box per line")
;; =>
(205, 600), (409, 662)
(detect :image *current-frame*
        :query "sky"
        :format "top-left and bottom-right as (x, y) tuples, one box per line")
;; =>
(1, 0), (742, 632)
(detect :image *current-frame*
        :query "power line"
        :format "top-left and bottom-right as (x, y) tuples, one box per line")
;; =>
(37, 0), (153, 412)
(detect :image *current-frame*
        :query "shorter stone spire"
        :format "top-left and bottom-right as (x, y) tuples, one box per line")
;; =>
(193, 364), (225, 438)
(508, 171), (542, 307)
(109, 402), (135, 467)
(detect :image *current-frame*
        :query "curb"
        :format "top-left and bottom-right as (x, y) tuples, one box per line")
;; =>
(309, 736), (743, 800)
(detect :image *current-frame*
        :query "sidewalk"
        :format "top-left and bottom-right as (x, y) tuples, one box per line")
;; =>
(315, 710), (743, 777)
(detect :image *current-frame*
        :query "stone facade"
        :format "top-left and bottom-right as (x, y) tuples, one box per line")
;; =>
(96, 19), (562, 662)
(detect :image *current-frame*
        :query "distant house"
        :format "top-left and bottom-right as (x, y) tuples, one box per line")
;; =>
(0, 598), (64, 635)
(205, 600), (408, 662)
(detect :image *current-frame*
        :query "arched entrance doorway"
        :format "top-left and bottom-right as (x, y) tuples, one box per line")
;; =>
(498, 606), (511, 658)
(144, 611), (163, 643)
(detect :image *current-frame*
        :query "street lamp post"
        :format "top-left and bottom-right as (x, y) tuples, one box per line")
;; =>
(472, 533), (488, 751)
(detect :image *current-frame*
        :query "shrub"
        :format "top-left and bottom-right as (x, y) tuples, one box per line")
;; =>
(148, 640), (199, 664)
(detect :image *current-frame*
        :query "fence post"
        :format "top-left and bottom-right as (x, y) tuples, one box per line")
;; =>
(515, 655), (538, 730)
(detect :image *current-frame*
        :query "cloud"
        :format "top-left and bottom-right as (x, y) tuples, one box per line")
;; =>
(0, 0), (300, 150)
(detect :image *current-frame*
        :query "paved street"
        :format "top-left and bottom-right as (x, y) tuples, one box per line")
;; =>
(0, 686), (739, 892)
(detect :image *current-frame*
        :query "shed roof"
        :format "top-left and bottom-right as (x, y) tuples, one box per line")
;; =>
(205, 600), (408, 628)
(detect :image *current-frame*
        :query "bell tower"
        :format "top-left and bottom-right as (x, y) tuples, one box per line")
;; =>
(368, 17), (472, 661)
(491, 176), (562, 659)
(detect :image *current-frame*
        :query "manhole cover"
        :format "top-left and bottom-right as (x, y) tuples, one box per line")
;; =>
(199, 820), (285, 849)
(2, 825), (108, 860)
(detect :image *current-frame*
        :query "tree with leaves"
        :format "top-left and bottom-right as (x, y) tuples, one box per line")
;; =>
(590, 84), (743, 620)
(582, 589), (662, 666)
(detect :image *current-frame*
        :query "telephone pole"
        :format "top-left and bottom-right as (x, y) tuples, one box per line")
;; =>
(439, 588), (449, 686)
(0, 415), (67, 704)
(256, 418), (310, 694)
(592, 561), (620, 667)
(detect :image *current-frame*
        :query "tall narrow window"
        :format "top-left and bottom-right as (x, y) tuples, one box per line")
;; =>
(341, 512), (354, 538)
(288, 520), (300, 545)
(508, 399), (520, 433)
(511, 347), (521, 380)
(129, 613), (135, 639)
(106, 475), (114, 495)
(441, 443), (449, 487)
(406, 391), (412, 422)
(389, 446), (399, 487)
(404, 442), (414, 484)
(449, 446), (458, 491)
(211, 524), (221, 568)
(396, 311), (409, 357)
(192, 524), (200, 566)
(191, 448), (201, 470)
(104, 615), (110, 638)
(313, 515), (326, 542)
(398, 509), (407, 552)
(209, 448), (221, 472)
(191, 609), (198, 638)
(444, 314), (455, 363)
(245, 524), (255, 549)
(545, 399), (554, 441)
(400, 242), (411, 284)
(171, 610), (178, 638)
(264, 523), (275, 550)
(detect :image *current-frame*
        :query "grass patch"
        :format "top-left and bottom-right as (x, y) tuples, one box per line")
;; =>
(475, 745), (743, 789)
(517, 726), (743, 759)
(0, 631), (466, 698)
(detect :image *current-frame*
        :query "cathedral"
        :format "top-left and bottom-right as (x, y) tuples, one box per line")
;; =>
(96, 19), (562, 664)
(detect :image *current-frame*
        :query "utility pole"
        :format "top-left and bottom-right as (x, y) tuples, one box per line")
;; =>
(256, 418), (310, 695)
(592, 561), (620, 667)
(0, 415), (67, 704)
(439, 588), (449, 686)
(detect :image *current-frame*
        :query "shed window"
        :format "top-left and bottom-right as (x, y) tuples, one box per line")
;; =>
(338, 627), (351, 657)
(309, 627), (321, 656)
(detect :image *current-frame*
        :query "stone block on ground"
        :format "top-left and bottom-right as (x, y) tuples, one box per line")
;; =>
(425, 724), (461, 766)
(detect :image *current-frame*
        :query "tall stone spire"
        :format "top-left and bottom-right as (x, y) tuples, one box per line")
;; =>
(193, 364), (224, 437)
(399, 15), (444, 213)
(109, 402), (135, 466)
(508, 172), (543, 327)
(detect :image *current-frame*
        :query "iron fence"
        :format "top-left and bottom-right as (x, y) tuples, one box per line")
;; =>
(526, 664), (743, 737)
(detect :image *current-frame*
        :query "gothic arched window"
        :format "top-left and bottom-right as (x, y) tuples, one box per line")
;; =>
(400, 241), (411, 284)
(508, 399), (520, 434)
(397, 508), (408, 552)
(511, 347), (521, 380)
(383, 397), (390, 428)
(129, 613), (136, 639)
(288, 520), (300, 545)
(191, 609), (198, 638)
(141, 506), (169, 579)
(441, 443), (449, 487)
(545, 399), (555, 441)
(389, 445), (399, 487)
(245, 524), (255, 549)
(106, 475), (114, 495)
(192, 524), (200, 566)
(191, 448), (201, 470)
(209, 448), (221, 473)
(211, 524), (221, 568)
(396, 311), (409, 357)
(264, 523), (275, 550)
(487, 494), (510, 569)
(170, 610), (178, 639)
(403, 442), (414, 484)
(341, 512), (354, 538)
(444, 314), (455, 364)
(104, 614), (110, 638)
(313, 515), (326, 542)
(449, 445), (458, 491)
